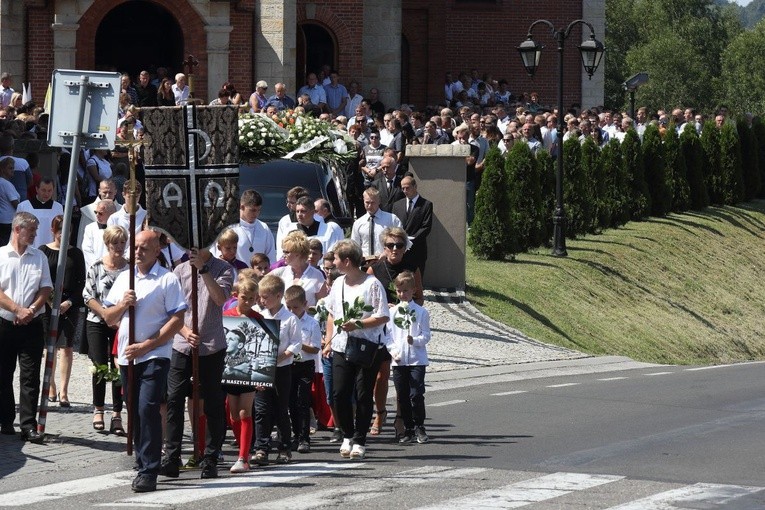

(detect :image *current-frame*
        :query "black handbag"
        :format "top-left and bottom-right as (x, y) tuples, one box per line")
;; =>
(341, 281), (378, 368)
(345, 335), (378, 368)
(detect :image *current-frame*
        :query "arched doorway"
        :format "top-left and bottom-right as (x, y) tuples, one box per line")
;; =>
(296, 23), (336, 88)
(95, 1), (183, 78)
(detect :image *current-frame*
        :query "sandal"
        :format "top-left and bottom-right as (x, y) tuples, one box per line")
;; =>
(110, 416), (126, 436)
(93, 410), (105, 431)
(370, 409), (387, 435)
(59, 393), (71, 408)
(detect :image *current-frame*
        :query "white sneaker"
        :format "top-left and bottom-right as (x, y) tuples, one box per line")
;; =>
(230, 458), (250, 473)
(350, 443), (366, 459)
(339, 438), (352, 458)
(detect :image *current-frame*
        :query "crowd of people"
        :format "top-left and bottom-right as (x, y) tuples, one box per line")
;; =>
(0, 63), (741, 493)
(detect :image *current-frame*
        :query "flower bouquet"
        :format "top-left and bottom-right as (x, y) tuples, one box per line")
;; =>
(89, 363), (121, 385)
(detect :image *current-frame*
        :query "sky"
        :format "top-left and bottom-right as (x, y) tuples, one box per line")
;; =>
(730, 0), (752, 5)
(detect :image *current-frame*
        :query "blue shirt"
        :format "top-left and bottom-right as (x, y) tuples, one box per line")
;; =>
(264, 94), (296, 111)
(323, 83), (348, 111)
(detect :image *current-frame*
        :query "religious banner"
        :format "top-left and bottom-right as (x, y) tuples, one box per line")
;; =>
(222, 316), (280, 388)
(142, 105), (240, 248)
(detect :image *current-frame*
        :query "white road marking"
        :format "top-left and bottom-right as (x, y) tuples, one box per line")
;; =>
(96, 463), (356, 507)
(253, 466), (488, 509)
(644, 371), (675, 376)
(597, 377), (628, 381)
(492, 390), (528, 396)
(546, 383), (580, 388)
(0, 470), (136, 506)
(429, 399), (467, 407)
(605, 482), (765, 509)
(412, 472), (624, 509)
(684, 363), (740, 371)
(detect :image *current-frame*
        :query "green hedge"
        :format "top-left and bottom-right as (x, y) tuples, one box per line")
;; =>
(470, 123), (760, 260)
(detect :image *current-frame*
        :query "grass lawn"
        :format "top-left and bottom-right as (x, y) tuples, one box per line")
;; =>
(466, 200), (765, 365)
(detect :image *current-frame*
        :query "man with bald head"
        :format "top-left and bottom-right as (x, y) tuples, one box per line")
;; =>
(103, 229), (188, 493)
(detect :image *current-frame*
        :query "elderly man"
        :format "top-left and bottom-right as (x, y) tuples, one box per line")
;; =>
(298, 73), (327, 112)
(103, 230), (187, 492)
(161, 248), (233, 480)
(77, 178), (120, 247)
(82, 199), (118, 269)
(264, 83), (296, 111)
(351, 187), (403, 258)
(392, 176), (433, 278)
(0, 212), (53, 443)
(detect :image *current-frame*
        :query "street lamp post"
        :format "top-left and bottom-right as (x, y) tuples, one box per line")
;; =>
(518, 20), (605, 256)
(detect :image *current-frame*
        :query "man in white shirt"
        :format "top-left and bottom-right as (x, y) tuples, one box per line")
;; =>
(211, 189), (276, 264)
(82, 199), (117, 269)
(0, 73), (14, 108)
(0, 212), (53, 442)
(107, 181), (147, 244)
(16, 178), (63, 248)
(276, 186), (310, 254)
(345, 80), (364, 119)
(77, 178), (120, 247)
(351, 187), (402, 258)
(172, 73), (190, 106)
(278, 196), (343, 260)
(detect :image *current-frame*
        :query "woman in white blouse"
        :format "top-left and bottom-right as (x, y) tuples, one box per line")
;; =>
(321, 240), (390, 460)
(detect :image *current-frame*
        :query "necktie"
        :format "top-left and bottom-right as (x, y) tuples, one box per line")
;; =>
(407, 199), (414, 215)
(387, 179), (393, 192)
(368, 214), (375, 256)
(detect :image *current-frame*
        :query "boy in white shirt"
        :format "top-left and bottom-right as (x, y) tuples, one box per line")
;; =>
(284, 285), (321, 453)
(252, 275), (302, 465)
(388, 271), (431, 444)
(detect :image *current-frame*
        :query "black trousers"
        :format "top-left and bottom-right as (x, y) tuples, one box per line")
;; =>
(332, 348), (382, 446)
(392, 365), (426, 430)
(165, 348), (226, 462)
(0, 318), (44, 431)
(254, 365), (291, 452)
(86, 321), (123, 411)
(289, 360), (315, 442)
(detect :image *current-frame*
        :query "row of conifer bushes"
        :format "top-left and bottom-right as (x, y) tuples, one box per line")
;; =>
(469, 118), (765, 260)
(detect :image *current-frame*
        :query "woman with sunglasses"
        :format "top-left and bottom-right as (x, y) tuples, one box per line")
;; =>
(366, 227), (424, 437)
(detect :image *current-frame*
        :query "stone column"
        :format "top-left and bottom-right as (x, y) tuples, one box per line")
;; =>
(206, 24), (234, 101)
(406, 144), (470, 291)
(363, 0), (401, 110)
(0, 0), (26, 80)
(256, 0), (297, 96)
(51, 23), (79, 70)
(581, 0), (605, 109)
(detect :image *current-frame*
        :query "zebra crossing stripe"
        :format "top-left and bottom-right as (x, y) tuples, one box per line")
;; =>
(251, 466), (488, 509)
(98, 462), (356, 507)
(604, 482), (765, 509)
(0, 470), (136, 506)
(412, 472), (624, 509)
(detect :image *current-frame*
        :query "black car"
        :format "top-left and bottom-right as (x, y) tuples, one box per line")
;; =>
(238, 158), (352, 235)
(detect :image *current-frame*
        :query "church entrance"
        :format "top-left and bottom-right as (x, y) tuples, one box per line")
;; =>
(296, 23), (336, 87)
(94, 1), (183, 78)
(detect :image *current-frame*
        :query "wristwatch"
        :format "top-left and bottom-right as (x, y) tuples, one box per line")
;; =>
(29, 304), (37, 313)
(198, 265), (209, 275)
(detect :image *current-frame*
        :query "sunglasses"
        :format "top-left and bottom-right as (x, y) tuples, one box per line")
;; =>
(385, 242), (405, 250)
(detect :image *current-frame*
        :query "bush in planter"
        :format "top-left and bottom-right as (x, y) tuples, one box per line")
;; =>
(664, 125), (689, 212)
(679, 123), (709, 210)
(642, 124), (671, 217)
(468, 147), (513, 259)
(622, 129), (651, 221)
(506, 142), (545, 251)
(700, 120), (723, 205)
(719, 122), (745, 205)
(736, 118), (760, 201)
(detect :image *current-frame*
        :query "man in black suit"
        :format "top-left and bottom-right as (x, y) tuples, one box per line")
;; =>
(392, 176), (433, 278)
(375, 156), (404, 212)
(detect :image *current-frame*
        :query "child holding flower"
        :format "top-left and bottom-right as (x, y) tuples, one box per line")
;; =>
(388, 271), (431, 444)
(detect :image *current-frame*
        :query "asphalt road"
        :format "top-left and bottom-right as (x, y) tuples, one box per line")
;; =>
(2, 360), (765, 509)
